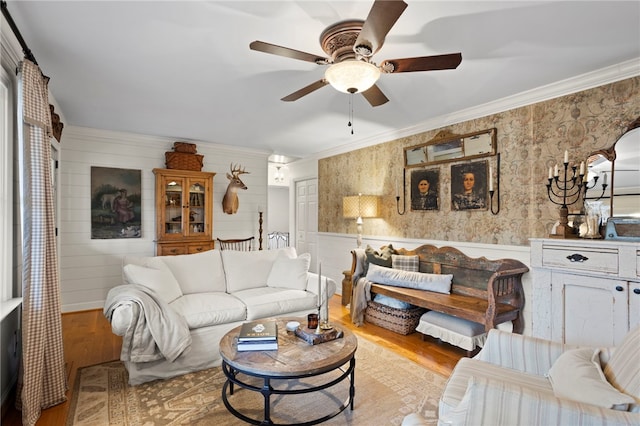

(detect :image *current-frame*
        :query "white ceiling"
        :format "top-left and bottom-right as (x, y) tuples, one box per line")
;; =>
(6, 1), (640, 160)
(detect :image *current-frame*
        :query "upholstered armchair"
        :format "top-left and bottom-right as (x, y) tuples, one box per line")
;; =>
(403, 327), (640, 426)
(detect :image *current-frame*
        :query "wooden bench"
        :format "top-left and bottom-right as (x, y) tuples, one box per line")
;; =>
(349, 244), (529, 334)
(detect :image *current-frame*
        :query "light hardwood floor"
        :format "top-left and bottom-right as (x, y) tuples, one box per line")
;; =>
(3, 295), (465, 425)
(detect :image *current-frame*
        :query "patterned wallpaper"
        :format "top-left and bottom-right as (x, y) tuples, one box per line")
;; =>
(319, 77), (640, 246)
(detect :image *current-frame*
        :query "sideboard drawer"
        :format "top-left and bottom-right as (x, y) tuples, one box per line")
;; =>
(542, 246), (618, 274)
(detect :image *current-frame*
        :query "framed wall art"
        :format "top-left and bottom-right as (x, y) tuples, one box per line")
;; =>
(451, 161), (488, 211)
(410, 169), (440, 211)
(91, 166), (142, 239)
(405, 128), (496, 168)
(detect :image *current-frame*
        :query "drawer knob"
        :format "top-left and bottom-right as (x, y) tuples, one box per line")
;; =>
(616, 286), (624, 292)
(634, 288), (640, 295)
(566, 253), (589, 262)
(196, 247), (203, 252)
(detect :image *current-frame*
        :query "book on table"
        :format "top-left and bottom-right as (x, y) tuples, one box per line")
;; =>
(237, 340), (278, 351)
(238, 320), (278, 342)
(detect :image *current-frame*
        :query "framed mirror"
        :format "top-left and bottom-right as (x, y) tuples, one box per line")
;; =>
(404, 128), (496, 168)
(585, 117), (640, 218)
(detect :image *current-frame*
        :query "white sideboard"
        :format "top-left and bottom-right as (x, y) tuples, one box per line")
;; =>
(530, 238), (640, 346)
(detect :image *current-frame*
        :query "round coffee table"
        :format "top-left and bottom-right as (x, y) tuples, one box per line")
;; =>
(219, 317), (358, 425)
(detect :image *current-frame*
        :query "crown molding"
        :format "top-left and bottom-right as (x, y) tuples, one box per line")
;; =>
(314, 58), (640, 161)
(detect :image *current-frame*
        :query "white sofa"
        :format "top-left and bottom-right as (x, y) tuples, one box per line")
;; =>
(403, 327), (640, 426)
(104, 247), (336, 385)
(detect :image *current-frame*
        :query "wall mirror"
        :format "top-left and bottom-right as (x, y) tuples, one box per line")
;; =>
(586, 117), (640, 217)
(404, 128), (496, 168)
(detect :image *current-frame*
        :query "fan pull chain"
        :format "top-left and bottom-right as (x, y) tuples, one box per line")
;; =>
(348, 92), (354, 135)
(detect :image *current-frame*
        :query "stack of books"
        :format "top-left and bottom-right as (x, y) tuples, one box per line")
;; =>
(237, 320), (278, 351)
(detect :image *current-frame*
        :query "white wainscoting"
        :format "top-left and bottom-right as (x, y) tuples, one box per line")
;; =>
(317, 233), (533, 335)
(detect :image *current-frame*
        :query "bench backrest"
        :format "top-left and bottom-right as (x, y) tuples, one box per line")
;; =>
(395, 245), (528, 299)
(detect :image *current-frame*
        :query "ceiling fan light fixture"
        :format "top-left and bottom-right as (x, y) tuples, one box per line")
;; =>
(324, 60), (381, 94)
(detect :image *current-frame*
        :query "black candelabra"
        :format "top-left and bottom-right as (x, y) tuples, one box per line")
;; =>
(546, 155), (586, 238)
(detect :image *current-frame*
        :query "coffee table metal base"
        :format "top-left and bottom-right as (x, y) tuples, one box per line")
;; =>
(221, 357), (356, 426)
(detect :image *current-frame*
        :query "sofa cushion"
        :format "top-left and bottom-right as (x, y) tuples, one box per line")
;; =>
(603, 326), (640, 409)
(222, 247), (296, 293)
(231, 287), (317, 320)
(548, 348), (634, 409)
(366, 263), (453, 294)
(122, 264), (183, 303)
(169, 293), (246, 329)
(159, 249), (226, 294)
(267, 253), (311, 291)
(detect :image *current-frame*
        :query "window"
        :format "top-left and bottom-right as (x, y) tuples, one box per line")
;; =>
(0, 64), (20, 320)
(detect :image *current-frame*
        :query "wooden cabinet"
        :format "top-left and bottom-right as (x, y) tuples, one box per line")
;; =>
(153, 168), (215, 256)
(531, 238), (640, 346)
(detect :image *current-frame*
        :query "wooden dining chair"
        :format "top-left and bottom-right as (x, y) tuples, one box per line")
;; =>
(216, 237), (255, 251)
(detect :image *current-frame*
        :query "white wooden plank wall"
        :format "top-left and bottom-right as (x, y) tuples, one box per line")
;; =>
(59, 126), (269, 312)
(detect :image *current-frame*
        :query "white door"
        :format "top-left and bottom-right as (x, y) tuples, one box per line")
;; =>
(295, 178), (318, 272)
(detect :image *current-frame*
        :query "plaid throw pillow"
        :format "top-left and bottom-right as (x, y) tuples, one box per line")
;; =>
(392, 254), (419, 272)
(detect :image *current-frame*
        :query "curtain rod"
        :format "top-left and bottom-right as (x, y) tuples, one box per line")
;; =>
(1, 0), (38, 65)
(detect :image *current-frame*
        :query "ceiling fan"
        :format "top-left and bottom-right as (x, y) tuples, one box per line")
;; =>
(250, 0), (462, 107)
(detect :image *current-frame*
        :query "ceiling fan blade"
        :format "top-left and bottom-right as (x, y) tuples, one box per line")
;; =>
(250, 41), (329, 64)
(361, 84), (389, 107)
(381, 53), (462, 73)
(355, 0), (408, 57)
(281, 80), (329, 102)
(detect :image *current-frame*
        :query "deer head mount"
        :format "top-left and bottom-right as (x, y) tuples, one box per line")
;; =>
(222, 163), (249, 214)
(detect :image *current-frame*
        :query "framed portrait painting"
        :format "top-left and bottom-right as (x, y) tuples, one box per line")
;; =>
(91, 166), (142, 239)
(451, 161), (488, 211)
(411, 169), (439, 211)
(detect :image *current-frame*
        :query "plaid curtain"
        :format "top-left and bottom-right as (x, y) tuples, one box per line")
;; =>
(15, 59), (67, 426)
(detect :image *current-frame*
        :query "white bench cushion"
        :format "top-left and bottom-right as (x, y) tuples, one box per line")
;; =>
(416, 311), (486, 351)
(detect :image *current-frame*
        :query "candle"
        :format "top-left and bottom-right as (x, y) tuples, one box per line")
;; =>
(317, 263), (322, 310)
(564, 150), (569, 164)
(554, 164), (559, 177)
(603, 173), (608, 185)
(579, 161), (585, 175)
(258, 205), (262, 213)
(395, 178), (398, 197)
(489, 166), (493, 191)
(548, 167), (553, 179)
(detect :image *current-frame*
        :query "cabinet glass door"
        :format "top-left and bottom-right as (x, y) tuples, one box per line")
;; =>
(164, 179), (183, 236)
(187, 179), (206, 236)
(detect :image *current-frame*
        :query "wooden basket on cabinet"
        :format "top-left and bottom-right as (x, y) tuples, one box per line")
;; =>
(165, 152), (204, 171)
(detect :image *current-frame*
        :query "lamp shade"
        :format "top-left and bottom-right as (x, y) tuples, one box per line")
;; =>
(342, 195), (379, 218)
(325, 60), (381, 94)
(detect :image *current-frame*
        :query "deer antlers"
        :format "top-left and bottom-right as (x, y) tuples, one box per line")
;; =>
(229, 163), (250, 177)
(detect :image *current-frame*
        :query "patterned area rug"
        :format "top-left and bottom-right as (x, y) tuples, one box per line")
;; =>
(67, 335), (446, 425)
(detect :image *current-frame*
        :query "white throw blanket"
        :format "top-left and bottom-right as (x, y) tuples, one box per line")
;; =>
(104, 285), (191, 363)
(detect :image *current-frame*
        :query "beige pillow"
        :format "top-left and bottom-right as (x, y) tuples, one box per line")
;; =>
(123, 264), (183, 303)
(548, 347), (634, 410)
(266, 253), (311, 291)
